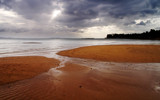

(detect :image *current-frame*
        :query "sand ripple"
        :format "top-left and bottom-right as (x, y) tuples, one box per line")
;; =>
(0, 74), (58, 100)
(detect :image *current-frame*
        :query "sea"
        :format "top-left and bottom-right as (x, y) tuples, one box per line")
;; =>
(0, 38), (160, 58)
(0, 38), (160, 99)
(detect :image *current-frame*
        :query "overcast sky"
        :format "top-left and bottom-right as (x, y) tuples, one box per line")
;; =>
(0, 0), (160, 38)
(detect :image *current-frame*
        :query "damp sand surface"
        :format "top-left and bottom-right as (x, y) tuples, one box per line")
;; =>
(0, 45), (160, 100)
(0, 56), (60, 85)
(0, 62), (160, 100)
(57, 45), (160, 63)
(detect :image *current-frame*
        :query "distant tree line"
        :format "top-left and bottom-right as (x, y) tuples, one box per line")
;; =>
(106, 29), (160, 40)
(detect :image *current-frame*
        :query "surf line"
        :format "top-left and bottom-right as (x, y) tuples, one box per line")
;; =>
(48, 57), (68, 76)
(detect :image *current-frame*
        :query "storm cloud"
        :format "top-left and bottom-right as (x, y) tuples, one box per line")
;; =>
(0, 0), (160, 38)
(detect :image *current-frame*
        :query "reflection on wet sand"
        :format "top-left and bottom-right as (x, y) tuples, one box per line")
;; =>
(0, 61), (160, 100)
(0, 45), (160, 100)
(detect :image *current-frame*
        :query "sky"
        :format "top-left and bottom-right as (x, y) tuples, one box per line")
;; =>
(0, 0), (160, 38)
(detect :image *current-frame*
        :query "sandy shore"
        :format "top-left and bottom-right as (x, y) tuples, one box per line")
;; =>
(0, 45), (160, 100)
(57, 45), (160, 63)
(1, 61), (160, 100)
(0, 56), (60, 85)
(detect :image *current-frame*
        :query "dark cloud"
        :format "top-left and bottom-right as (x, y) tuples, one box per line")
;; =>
(0, 27), (28, 33)
(124, 20), (151, 26)
(124, 21), (136, 26)
(149, 0), (160, 9)
(89, 0), (159, 18)
(0, 0), (12, 8)
(56, 0), (99, 27)
(1, 0), (56, 20)
(137, 21), (146, 26)
(57, 0), (160, 28)
(1, 0), (160, 25)
(0, 29), (5, 32)
(136, 20), (151, 26)
(0, 0), (160, 37)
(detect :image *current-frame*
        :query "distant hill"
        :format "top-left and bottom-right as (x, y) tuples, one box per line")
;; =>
(106, 29), (160, 40)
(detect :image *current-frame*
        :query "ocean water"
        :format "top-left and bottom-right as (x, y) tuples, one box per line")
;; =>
(0, 38), (160, 58)
(1, 38), (160, 72)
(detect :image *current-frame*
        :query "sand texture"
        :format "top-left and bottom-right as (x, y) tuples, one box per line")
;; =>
(0, 56), (60, 85)
(0, 62), (160, 100)
(0, 45), (160, 100)
(57, 45), (160, 63)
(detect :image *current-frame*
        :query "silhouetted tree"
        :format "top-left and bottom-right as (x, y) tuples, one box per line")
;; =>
(106, 29), (160, 40)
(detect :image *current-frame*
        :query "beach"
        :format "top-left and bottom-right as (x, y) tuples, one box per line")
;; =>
(1, 0), (160, 99)
(0, 56), (60, 85)
(58, 45), (160, 63)
(0, 44), (160, 100)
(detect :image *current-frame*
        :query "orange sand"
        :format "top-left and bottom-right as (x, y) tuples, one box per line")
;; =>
(55, 63), (160, 100)
(0, 56), (60, 85)
(1, 45), (160, 100)
(57, 45), (160, 63)
(1, 62), (159, 100)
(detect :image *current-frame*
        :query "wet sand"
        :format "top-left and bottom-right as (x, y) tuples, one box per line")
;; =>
(57, 45), (160, 63)
(0, 62), (160, 100)
(0, 56), (60, 85)
(0, 45), (160, 100)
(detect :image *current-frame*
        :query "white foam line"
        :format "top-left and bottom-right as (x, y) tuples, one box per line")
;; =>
(154, 85), (160, 93)
(48, 68), (62, 76)
(56, 58), (68, 69)
(48, 57), (69, 76)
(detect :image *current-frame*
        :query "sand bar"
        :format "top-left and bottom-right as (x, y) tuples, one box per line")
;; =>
(0, 45), (160, 100)
(57, 45), (160, 63)
(0, 56), (60, 85)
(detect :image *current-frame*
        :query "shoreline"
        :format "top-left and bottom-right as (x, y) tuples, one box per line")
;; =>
(57, 45), (160, 63)
(1, 44), (159, 85)
(0, 45), (160, 100)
